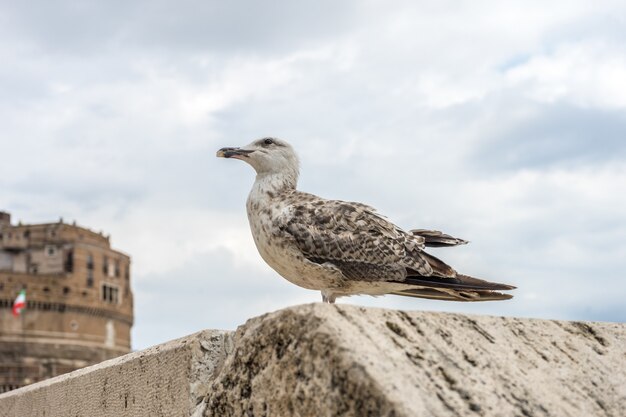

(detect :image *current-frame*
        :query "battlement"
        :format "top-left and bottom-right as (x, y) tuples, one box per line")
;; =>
(0, 212), (10, 228)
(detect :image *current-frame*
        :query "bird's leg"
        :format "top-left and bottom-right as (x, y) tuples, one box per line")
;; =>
(321, 291), (336, 304)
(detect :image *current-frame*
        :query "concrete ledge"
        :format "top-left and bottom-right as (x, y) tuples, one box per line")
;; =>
(1, 304), (625, 417)
(0, 329), (232, 417)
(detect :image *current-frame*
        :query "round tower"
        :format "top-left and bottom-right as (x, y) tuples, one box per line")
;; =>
(0, 212), (133, 392)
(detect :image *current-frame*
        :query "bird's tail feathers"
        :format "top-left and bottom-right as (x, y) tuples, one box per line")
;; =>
(410, 229), (468, 247)
(392, 287), (513, 302)
(395, 273), (516, 302)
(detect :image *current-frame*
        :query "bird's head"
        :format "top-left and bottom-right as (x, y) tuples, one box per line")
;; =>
(216, 137), (300, 178)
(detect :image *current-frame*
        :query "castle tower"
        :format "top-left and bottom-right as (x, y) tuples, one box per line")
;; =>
(0, 211), (133, 392)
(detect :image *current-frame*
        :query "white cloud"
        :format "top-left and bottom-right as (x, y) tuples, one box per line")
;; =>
(506, 41), (626, 108)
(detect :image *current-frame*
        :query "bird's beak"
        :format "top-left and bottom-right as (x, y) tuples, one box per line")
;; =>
(216, 147), (255, 159)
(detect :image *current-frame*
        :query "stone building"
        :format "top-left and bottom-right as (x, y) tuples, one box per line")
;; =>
(0, 211), (133, 393)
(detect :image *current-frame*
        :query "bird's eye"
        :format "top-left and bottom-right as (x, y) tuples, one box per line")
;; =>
(264, 138), (274, 145)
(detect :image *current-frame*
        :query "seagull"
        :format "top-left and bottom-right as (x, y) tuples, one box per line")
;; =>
(217, 137), (515, 303)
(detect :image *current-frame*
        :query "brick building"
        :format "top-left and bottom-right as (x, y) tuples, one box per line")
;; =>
(0, 211), (133, 392)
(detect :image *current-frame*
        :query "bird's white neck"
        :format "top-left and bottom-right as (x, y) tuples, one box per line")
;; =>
(251, 170), (298, 196)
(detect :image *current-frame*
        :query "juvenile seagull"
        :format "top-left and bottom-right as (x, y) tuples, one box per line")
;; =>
(217, 137), (515, 303)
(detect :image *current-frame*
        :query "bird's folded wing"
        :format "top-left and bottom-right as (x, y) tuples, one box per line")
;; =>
(278, 194), (514, 300)
(279, 196), (433, 279)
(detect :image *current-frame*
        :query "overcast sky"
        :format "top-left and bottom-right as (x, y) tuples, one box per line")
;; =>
(2, 0), (625, 349)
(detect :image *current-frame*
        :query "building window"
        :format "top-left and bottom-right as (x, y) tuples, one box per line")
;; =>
(87, 270), (94, 288)
(102, 284), (119, 304)
(114, 259), (120, 278)
(64, 250), (74, 272)
(86, 253), (94, 287)
(103, 256), (108, 275)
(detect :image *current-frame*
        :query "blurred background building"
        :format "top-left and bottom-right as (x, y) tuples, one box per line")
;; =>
(0, 211), (133, 393)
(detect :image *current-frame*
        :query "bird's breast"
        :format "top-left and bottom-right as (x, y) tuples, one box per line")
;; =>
(245, 195), (338, 291)
(246, 195), (289, 263)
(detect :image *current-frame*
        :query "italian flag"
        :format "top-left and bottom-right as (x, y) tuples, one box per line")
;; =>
(12, 289), (26, 317)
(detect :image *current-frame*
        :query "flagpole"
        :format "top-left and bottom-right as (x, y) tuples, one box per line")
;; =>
(20, 288), (26, 389)
(11, 287), (27, 389)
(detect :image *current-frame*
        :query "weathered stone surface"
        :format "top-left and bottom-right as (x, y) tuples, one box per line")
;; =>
(0, 329), (232, 417)
(0, 304), (624, 416)
(203, 304), (626, 417)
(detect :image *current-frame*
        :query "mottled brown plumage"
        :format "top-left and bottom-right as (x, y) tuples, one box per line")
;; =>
(217, 137), (515, 303)
(280, 193), (432, 279)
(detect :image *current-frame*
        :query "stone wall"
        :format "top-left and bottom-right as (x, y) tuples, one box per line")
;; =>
(0, 304), (624, 416)
(0, 329), (232, 416)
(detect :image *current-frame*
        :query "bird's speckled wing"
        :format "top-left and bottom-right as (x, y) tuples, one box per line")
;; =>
(278, 192), (435, 281)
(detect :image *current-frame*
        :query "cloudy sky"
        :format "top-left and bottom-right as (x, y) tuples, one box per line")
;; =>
(2, 0), (625, 349)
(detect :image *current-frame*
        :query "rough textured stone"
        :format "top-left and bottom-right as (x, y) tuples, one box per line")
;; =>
(203, 304), (626, 417)
(0, 304), (624, 416)
(0, 329), (232, 417)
